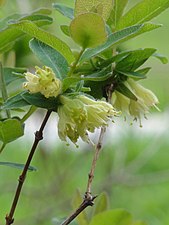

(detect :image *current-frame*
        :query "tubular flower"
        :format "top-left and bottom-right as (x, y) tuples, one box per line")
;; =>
(111, 78), (159, 126)
(57, 95), (119, 144)
(23, 66), (62, 98)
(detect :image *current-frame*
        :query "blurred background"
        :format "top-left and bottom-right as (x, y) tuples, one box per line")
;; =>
(0, 1), (169, 225)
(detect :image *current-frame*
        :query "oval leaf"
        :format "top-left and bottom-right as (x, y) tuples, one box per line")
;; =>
(0, 118), (24, 144)
(70, 13), (107, 49)
(29, 39), (69, 79)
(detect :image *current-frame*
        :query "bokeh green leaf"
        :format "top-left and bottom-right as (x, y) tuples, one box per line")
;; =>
(89, 209), (132, 225)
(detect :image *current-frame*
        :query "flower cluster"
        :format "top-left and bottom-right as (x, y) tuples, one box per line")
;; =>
(57, 95), (119, 144)
(23, 66), (62, 98)
(111, 78), (159, 126)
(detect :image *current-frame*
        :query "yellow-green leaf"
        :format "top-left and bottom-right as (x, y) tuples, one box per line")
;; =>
(70, 13), (107, 49)
(75, 0), (113, 21)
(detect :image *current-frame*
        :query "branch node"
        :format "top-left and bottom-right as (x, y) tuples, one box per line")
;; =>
(18, 175), (25, 183)
(5, 215), (14, 225)
(35, 131), (43, 141)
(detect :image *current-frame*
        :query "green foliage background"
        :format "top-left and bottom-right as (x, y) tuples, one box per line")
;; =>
(1, 1), (169, 225)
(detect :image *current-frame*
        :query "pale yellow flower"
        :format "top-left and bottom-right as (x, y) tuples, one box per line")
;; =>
(111, 78), (159, 126)
(57, 95), (119, 144)
(23, 66), (62, 98)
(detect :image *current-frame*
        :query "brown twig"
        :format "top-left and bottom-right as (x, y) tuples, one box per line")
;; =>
(61, 195), (97, 225)
(5, 110), (52, 225)
(85, 126), (106, 197)
(60, 126), (106, 225)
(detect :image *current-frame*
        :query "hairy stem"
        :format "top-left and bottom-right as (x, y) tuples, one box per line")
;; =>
(5, 110), (52, 225)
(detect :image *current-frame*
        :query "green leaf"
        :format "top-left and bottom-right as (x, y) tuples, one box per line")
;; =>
(0, 118), (24, 143)
(89, 209), (132, 225)
(71, 190), (88, 225)
(21, 92), (59, 110)
(62, 67), (112, 91)
(9, 20), (74, 64)
(70, 13), (107, 49)
(74, 0), (113, 21)
(60, 25), (70, 37)
(52, 3), (74, 19)
(2, 92), (31, 110)
(29, 39), (69, 80)
(80, 23), (161, 62)
(117, 0), (169, 29)
(116, 70), (146, 79)
(3, 67), (26, 86)
(0, 14), (53, 53)
(116, 83), (137, 101)
(0, 161), (37, 172)
(153, 53), (168, 64)
(99, 51), (130, 68)
(135, 67), (151, 76)
(93, 192), (109, 216)
(115, 48), (156, 72)
(107, 0), (128, 27)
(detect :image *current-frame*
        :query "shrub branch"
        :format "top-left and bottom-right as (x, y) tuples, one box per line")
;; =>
(5, 110), (52, 225)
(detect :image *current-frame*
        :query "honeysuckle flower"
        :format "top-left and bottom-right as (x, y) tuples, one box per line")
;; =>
(127, 78), (159, 109)
(111, 91), (130, 116)
(23, 66), (62, 98)
(111, 78), (159, 126)
(57, 95), (119, 144)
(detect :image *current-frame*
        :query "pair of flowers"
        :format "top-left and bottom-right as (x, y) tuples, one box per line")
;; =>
(24, 66), (159, 144)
